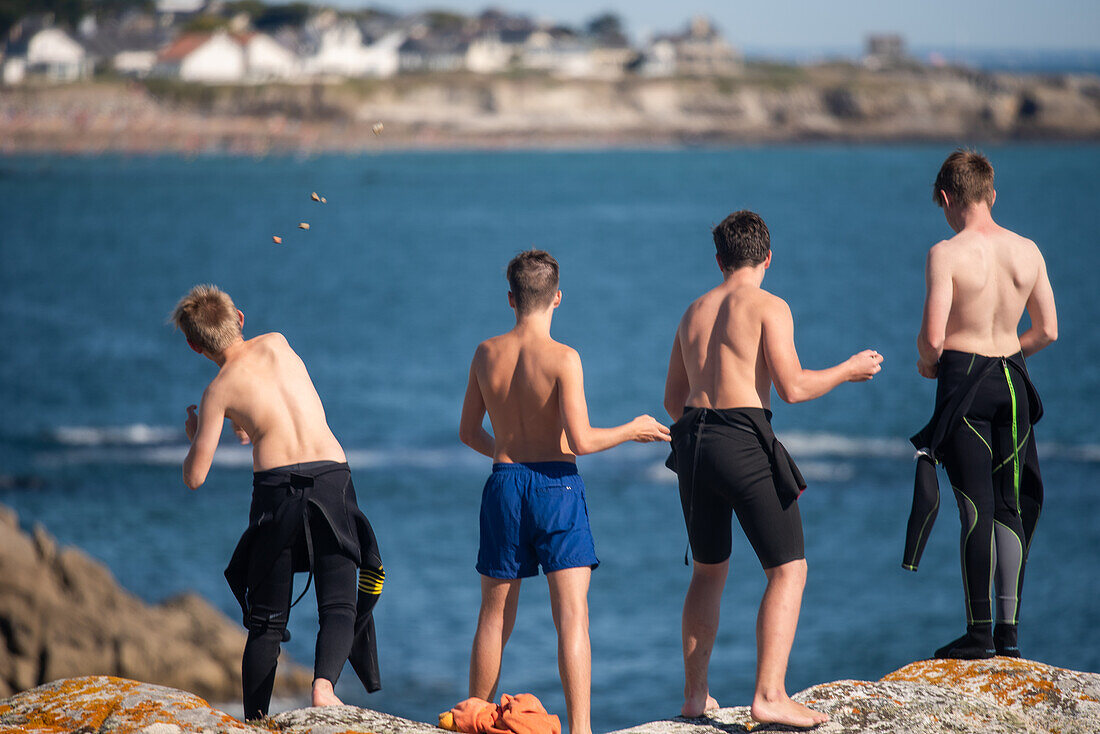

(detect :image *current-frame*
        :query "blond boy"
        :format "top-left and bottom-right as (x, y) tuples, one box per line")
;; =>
(172, 285), (383, 720)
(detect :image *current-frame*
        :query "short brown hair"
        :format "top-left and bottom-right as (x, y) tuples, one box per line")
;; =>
(506, 250), (559, 315)
(170, 284), (241, 354)
(713, 211), (770, 271)
(933, 149), (994, 208)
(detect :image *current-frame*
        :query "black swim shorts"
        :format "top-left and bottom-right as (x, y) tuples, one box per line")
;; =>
(672, 407), (805, 569)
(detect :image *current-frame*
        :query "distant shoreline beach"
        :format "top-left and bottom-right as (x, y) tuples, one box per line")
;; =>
(4, 65), (1100, 154)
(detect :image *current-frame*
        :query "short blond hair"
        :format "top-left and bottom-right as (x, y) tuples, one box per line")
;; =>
(170, 285), (241, 354)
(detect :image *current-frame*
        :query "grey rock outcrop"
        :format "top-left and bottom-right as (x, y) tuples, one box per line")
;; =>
(0, 504), (312, 701)
(269, 704), (443, 734)
(1, 658), (1098, 733)
(610, 658), (1100, 734)
(0, 676), (254, 733)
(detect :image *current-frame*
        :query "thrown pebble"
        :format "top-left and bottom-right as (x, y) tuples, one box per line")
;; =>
(298, 223), (310, 230)
(272, 235), (282, 244)
(372, 122), (384, 135)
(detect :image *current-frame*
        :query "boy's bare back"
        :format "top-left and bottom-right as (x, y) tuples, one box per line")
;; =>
(186, 332), (345, 484)
(675, 282), (779, 411)
(471, 329), (577, 463)
(460, 251), (667, 466)
(926, 225), (1052, 358)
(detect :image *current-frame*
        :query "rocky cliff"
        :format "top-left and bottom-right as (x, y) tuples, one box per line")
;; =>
(1, 63), (1098, 153)
(2, 658), (1098, 733)
(0, 504), (312, 703)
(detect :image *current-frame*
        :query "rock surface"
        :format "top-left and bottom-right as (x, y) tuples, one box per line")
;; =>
(0, 676), (253, 733)
(2, 658), (1097, 734)
(0, 504), (312, 702)
(610, 658), (1100, 734)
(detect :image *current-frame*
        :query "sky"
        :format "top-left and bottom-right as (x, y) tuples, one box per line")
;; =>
(336, 0), (1100, 53)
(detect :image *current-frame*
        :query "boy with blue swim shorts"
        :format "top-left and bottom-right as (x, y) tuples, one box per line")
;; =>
(459, 250), (670, 734)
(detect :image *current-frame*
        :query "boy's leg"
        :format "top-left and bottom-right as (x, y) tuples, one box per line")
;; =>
(547, 566), (592, 734)
(470, 575), (521, 701)
(242, 541), (295, 720)
(310, 521), (358, 707)
(750, 558), (828, 727)
(681, 559), (727, 717)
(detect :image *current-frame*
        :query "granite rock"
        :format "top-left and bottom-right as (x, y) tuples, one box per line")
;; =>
(608, 658), (1100, 734)
(0, 504), (312, 702)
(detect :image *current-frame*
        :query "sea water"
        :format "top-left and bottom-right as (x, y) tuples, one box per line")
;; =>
(1, 146), (1098, 731)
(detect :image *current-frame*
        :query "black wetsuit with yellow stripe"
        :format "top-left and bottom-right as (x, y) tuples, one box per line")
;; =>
(906, 350), (1043, 656)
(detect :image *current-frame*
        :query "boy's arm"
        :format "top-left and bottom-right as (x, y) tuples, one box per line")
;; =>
(459, 354), (495, 458)
(917, 244), (952, 377)
(762, 296), (882, 404)
(182, 385), (226, 490)
(558, 348), (669, 455)
(1019, 250), (1058, 357)
(663, 331), (689, 422)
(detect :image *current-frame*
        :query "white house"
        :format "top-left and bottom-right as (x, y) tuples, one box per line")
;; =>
(3, 19), (91, 83)
(238, 32), (298, 80)
(300, 16), (403, 78)
(641, 16), (740, 77)
(154, 30), (303, 83)
(155, 30), (245, 82)
(465, 32), (510, 74)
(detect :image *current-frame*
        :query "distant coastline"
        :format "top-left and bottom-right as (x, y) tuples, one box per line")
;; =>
(4, 63), (1100, 154)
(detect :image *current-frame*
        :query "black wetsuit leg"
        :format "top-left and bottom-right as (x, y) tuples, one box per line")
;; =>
(242, 527), (296, 720)
(241, 514), (358, 719)
(940, 361), (1030, 634)
(311, 521), (358, 685)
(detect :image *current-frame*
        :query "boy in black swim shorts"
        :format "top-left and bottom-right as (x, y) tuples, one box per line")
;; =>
(459, 250), (669, 734)
(664, 211), (882, 729)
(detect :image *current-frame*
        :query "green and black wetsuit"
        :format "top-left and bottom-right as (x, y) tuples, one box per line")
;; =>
(906, 350), (1044, 656)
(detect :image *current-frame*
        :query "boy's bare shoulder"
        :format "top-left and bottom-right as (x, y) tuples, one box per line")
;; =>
(926, 237), (959, 267)
(251, 331), (291, 350)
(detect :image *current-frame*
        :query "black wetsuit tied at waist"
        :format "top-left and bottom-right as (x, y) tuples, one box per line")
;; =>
(667, 407), (806, 508)
(224, 460), (384, 694)
(904, 350), (1044, 571)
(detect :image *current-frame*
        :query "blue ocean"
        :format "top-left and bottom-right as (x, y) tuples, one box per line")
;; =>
(1, 146), (1097, 732)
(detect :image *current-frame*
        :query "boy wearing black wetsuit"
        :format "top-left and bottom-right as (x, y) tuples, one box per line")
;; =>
(664, 211), (883, 729)
(909, 150), (1057, 660)
(171, 285), (383, 720)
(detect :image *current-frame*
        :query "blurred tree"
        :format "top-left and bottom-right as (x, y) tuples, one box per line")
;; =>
(424, 9), (464, 32)
(585, 12), (622, 38)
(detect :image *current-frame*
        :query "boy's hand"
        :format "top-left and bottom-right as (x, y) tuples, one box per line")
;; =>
(630, 415), (671, 443)
(231, 421), (251, 445)
(846, 350), (884, 382)
(184, 405), (198, 442)
(916, 358), (939, 379)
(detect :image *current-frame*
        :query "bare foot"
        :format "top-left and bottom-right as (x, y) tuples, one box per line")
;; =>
(312, 678), (344, 708)
(750, 695), (828, 728)
(681, 694), (720, 718)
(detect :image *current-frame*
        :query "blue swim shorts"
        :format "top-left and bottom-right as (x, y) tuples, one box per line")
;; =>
(476, 461), (599, 579)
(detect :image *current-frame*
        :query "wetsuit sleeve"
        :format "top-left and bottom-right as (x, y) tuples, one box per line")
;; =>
(903, 452), (940, 571)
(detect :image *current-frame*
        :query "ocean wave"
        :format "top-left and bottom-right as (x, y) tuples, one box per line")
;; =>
(47, 424), (180, 447)
(23, 425), (1100, 468)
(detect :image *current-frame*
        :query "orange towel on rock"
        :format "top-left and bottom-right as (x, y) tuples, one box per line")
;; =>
(440, 694), (561, 734)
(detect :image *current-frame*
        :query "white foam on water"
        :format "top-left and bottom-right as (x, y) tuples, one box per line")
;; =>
(30, 425), (1100, 469)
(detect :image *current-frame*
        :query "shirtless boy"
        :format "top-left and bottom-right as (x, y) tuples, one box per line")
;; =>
(172, 285), (384, 720)
(908, 150), (1056, 659)
(459, 250), (670, 734)
(663, 211), (882, 728)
